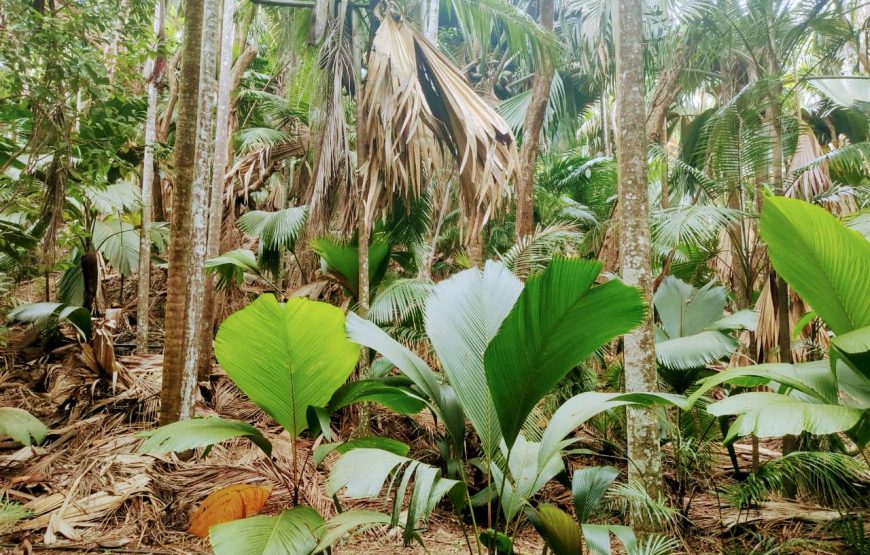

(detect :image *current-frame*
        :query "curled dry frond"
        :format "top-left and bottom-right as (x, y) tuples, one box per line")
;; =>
(360, 14), (519, 236)
(224, 122), (311, 204)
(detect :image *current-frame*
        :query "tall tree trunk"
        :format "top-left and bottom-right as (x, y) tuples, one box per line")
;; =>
(198, 0), (236, 380)
(514, 0), (555, 241)
(160, 0), (219, 425)
(137, 0), (166, 354)
(421, 0), (439, 42)
(613, 0), (662, 518)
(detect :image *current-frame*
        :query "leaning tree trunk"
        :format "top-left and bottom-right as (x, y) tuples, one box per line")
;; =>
(514, 0), (555, 241)
(137, 0), (166, 354)
(160, 0), (220, 425)
(197, 0), (236, 380)
(613, 0), (663, 521)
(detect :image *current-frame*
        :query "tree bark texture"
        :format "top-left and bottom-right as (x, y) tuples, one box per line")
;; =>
(514, 0), (555, 241)
(160, 0), (219, 424)
(198, 0), (236, 379)
(613, 0), (663, 511)
(137, 0), (165, 354)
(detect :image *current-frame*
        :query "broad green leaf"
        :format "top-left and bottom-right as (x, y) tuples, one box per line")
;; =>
(831, 325), (870, 385)
(525, 504), (582, 555)
(345, 313), (440, 402)
(581, 524), (637, 555)
(759, 196), (870, 335)
(238, 207), (307, 280)
(311, 234), (391, 299)
(540, 392), (686, 466)
(491, 436), (564, 521)
(572, 466), (619, 522)
(214, 295), (360, 438)
(328, 448), (460, 544)
(315, 510), (391, 552)
(326, 379), (426, 415)
(709, 392), (864, 441)
(94, 218), (139, 276)
(687, 361), (839, 407)
(485, 258), (645, 448)
(655, 277), (727, 338)
(205, 249), (260, 290)
(7, 302), (92, 340)
(655, 331), (737, 371)
(209, 506), (323, 555)
(138, 416), (272, 456)
(0, 407), (47, 446)
(424, 261), (523, 457)
(313, 437), (410, 466)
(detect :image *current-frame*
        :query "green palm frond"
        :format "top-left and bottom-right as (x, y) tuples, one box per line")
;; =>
(368, 277), (434, 326)
(498, 223), (582, 279)
(238, 206), (307, 280)
(443, 0), (560, 64)
(651, 205), (744, 252)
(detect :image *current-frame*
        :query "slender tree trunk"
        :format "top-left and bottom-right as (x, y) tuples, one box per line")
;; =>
(197, 0), (236, 380)
(137, 0), (166, 354)
(160, 0), (219, 425)
(421, 0), (439, 42)
(514, 0), (555, 241)
(613, 0), (663, 518)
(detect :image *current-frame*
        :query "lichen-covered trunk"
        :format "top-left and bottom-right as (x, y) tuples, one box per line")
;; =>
(514, 0), (555, 241)
(160, 0), (219, 425)
(197, 0), (236, 380)
(613, 0), (662, 519)
(137, 0), (165, 354)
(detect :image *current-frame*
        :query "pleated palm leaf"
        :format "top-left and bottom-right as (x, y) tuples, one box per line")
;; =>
(359, 12), (519, 235)
(654, 276), (756, 393)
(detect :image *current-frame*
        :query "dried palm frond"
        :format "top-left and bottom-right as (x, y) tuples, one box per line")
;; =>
(359, 12), (519, 236)
(787, 130), (857, 215)
(308, 7), (356, 236)
(224, 123), (311, 204)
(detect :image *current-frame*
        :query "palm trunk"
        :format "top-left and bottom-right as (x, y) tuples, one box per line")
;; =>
(421, 0), (439, 42)
(198, 0), (236, 380)
(514, 0), (555, 241)
(137, 0), (166, 354)
(613, 0), (662, 520)
(160, 0), (219, 425)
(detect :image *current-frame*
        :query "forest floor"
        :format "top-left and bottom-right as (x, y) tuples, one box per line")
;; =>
(1, 277), (865, 554)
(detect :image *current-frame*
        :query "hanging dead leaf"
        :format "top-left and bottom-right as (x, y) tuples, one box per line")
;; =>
(187, 483), (273, 538)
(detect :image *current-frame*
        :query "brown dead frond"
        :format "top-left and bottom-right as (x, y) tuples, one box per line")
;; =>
(224, 123), (311, 205)
(359, 12), (519, 236)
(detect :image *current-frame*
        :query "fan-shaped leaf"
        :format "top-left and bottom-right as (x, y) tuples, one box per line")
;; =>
(525, 504), (582, 555)
(573, 466), (619, 523)
(188, 484), (273, 538)
(205, 249), (260, 290)
(760, 196), (870, 335)
(94, 218), (139, 276)
(709, 392), (864, 442)
(425, 261), (523, 457)
(312, 234), (391, 300)
(315, 510), (392, 552)
(7, 302), (92, 340)
(485, 258), (646, 447)
(214, 295), (360, 438)
(655, 331), (737, 370)
(209, 506), (323, 555)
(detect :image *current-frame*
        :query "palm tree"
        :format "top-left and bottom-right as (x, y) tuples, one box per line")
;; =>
(613, 0), (662, 515)
(160, 0), (220, 424)
(136, 0), (166, 354)
(515, 0), (556, 241)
